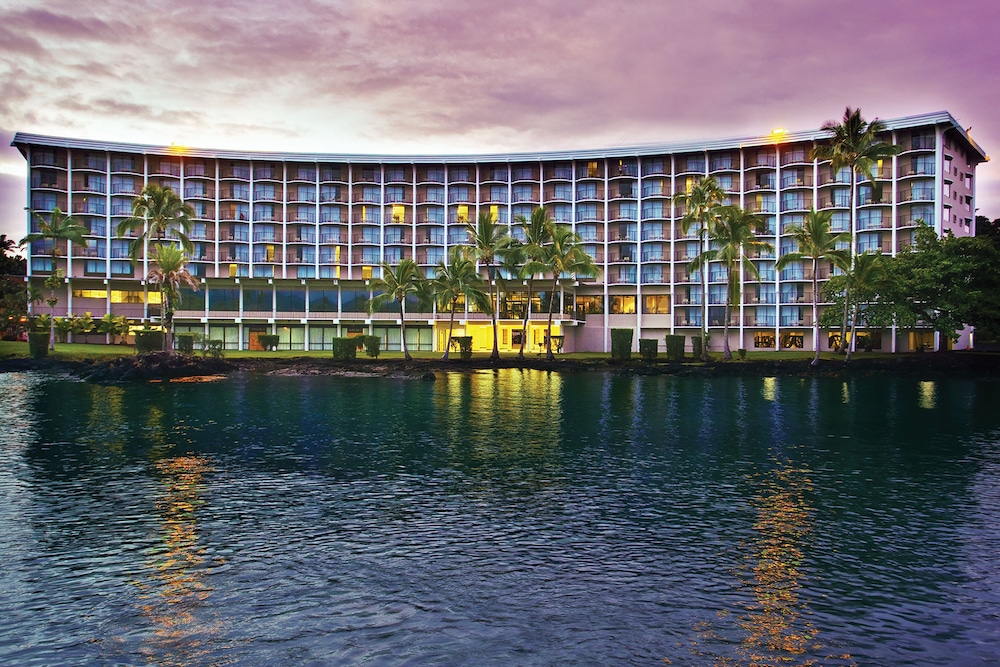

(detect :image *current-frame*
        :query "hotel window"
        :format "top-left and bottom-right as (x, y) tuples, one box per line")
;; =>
(450, 167), (469, 182)
(512, 185), (533, 202)
(489, 186), (507, 203)
(309, 289), (338, 312)
(243, 289), (273, 312)
(642, 201), (664, 220)
(449, 186), (470, 203)
(550, 204), (571, 223)
(425, 186), (444, 203)
(576, 295), (604, 315)
(858, 209), (883, 230)
(716, 174), (734, 191)
(912, 156), (935, 175)
(576, 183), (597, 200)
(385, 186), (405, 203)
(276, 289), (306, 312)
(361, 186), (380, 203)
(385, 168), (405, 182)
(553, 184), (572, 200)
(610, 295), (636, 314)
(111, 157), (133, 172)
(642, 159), (664, 175)
(426, 168), (444, 183)
(643, 295), (670, 314)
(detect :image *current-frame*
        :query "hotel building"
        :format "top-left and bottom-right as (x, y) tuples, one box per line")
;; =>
(12, 111), (987, 354)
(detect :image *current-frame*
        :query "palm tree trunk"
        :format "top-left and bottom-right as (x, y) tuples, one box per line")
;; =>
(845, 302), (860, 363)
(399, 298), (411, 361)
(722, 268), (732, 361)
(811, 260), (820, 366)
(841, 171), (855, 350)
(442, 302), (456, 360)
(48, 302), (56, 350)
(517, 277), (532, 360)
(489, 273), (500, 361)
(545, 278), (557, 361)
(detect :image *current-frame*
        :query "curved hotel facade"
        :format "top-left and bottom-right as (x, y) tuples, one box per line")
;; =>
(13, 111), (987, 353)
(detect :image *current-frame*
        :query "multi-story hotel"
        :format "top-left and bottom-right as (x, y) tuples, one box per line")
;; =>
(12, 111), (987, 354)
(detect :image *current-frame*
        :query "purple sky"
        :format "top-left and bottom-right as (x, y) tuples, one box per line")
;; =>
(2, 0), (998, 245)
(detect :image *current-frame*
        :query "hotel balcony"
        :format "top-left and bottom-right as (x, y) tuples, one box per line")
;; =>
(746, 152), (778, 169)
(184, 185), (216, 199)
(184, 162), (212, 178)
(31, 174), (67, 190)
(150, 161), (181, 177)
(544, 165), (573, 180)
(319, 166), (346, 182)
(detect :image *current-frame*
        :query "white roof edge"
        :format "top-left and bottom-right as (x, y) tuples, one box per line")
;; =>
(11, 111), (987, 164)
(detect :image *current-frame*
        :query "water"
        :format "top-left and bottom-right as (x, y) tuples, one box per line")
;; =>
(1, 370), (999, 666)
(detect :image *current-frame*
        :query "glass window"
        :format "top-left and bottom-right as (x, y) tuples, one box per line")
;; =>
(209, 288), (240, 311)
(610, 295), (636, 314)
(575, 295), (604, 315)
(276, 289), (306, 312)
(643, 295), (670, 314)
(341, 289), (367, 312)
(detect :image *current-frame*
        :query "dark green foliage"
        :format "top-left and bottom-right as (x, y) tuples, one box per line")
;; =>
(332, 337), (357, 360)
(454, 336), (473, 360)
(639, 338), (657, 362)
(258, 334), (280, 351)
(738, 348), (747, 360)
(664, 335), (685, 361)
(205, 339), (225, 358)
(610, 328), (633, 361)
(176, 333), (195, 355)
(135, 330), (165, 354)
(28, 331), (48, 358)
(691, 335), (703, 360)
(361, 335), (381, 358)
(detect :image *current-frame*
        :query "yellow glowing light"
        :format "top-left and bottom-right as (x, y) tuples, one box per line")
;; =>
(166, 144), (188, 155)
(771, 128), (786, 136)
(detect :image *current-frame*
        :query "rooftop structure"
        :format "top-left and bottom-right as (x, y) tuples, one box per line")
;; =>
(12, 111), (988, 353)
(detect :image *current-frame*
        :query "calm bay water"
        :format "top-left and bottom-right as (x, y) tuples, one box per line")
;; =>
(1, 369), (999, 666)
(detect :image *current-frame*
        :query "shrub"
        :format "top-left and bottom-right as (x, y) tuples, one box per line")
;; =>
(639, 338), (658, 362)
(610, 328), (633, 361)
(332, 337), (357, 360)
(453, 336), (473, 360)
(738, 348), (747, 360)
(362, 335), (381, 358)
(664, 334), (685, 361)
(258, 334), (280, 351)
(205, 339), (225, 358)
(135, 330), (165, 354)
(28, 332), (49, 358)
(691, 335), (703, 360)
(176, 333), (195, 355)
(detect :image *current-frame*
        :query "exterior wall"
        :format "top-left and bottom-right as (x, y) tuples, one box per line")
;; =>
(14, 112), (987, 352)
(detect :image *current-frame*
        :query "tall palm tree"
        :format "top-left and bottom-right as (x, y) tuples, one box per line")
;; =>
(812, 108), (900, 342)
(145, 243), (199, 353)
(689, 206), (774, 361)
(20, 207), (87, 349)
(368, 258), (423, 361)
(541, 225), (599, 361)
(835, 251), (887, 363)
(116, 184), (195, 262)
(431, 246), (490, 360)
(775, 209), (851, 365)
(674, 176), (726, 360)
(467, 210), (513, 361)
(513, 207), (554, 359)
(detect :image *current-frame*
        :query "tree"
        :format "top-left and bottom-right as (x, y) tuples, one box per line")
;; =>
(689, 206), (774, 361)
(674, 176), (726, 360)
(145, 244), (199, 353)
(20, 207), (87, 349)
(98, 312), (132, 345)
(834, 251), (888, 362)
(368, 258), (423, 361)
(0, 234), (28, 341)
(430, 246), (490, 360)
(541, 225), (599, 361)
(467, 210), (513, 361)
(0, 234), (25, 277)
(512, 207), (554, 358)
(116, 184), (195, 262)
(775, 209), (851, 365)
(811, 108), (900, 341)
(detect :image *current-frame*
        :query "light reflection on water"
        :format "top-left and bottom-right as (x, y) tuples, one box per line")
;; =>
(0, 370), (999, 665)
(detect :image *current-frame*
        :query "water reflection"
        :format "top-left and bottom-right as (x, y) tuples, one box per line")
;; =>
(136, 454), (218, 667)
(919, 381), (937, 410)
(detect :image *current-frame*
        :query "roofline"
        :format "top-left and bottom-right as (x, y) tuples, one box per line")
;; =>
(11, 110), (988, 165)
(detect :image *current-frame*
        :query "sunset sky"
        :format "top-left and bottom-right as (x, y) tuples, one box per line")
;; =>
(2, 0), (998, 245)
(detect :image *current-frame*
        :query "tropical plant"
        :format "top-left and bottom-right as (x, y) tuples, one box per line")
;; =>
(674, 176), (726, 360)
(689, 206), (774, 361)
(812, 108), (900, 341)
(20, 207), (87, 349)
(824, 252), (888, 362)
(775, 209), (851, 365)
(145, 243), (199, 353)
(513, 207), (554, 359)
(115, 184), (195, 262)
(541, 224), (599, 360)
(430, 246), (490, 360)
(367, 258), (423, 361)
(98, 313), (131, 344)
(467, 210), (513, 360)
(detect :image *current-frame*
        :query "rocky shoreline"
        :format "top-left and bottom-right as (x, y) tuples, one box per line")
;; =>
(2, 350), (1000, 382)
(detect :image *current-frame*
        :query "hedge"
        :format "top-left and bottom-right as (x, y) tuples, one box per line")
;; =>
(691, 335), (703, 360)
(453, 335), (473, 360)
(28, 332), (49, 358)
(176, 333), (195, 355)
(258, 334), (280, 351)
(610, 328), (633, 361)
(639, 338), (658, 362)
(664, 334), (685, 361)
(332, 337), (357, 360)
(361, 335), (381, 358)
(135, 330), (165, 354)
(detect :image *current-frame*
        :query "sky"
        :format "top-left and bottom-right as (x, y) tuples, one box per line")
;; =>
(2, 0), (999, 247)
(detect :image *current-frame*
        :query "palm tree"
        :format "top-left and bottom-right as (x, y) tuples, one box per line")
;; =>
(145, 244), (199, 353)
(689, 206), (774, 361)
(513, 207), (554, 359)
(467, 210), (513, 361)
(431, 246), (490, 360)
(812, 108), (900, 342)
(674, 176), (726, 360)
(368, 258), (423, 361)
(834, 251), (887, 363)
(775, 209), (851, 365)
(541, 225), (599, 361)
(20, 207), (88, 349)
(116, 184), (195, 262)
